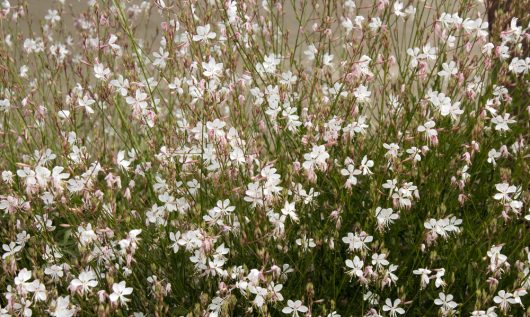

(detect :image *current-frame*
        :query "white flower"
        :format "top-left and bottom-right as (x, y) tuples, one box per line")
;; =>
(471, 306), (498, 317)
(343, 116), (369, 137)
(0, 98), (10, 112)
(69, 269), (98, 295)
(369, 17), (382, 32)
(407, 47), (421, 68)
(511, 289), (527, 307)
(375, 207), (399, 230)
(303, 145), (329, 171)
(206, 118), (226, 138)
(434, 292), (458, 312)
(108, 34), (122, 55)
(493, 183), (516, 202)
(345, 256), (364, 278)
(406, 147), (422, 162)
(428, 91), (452, 111)
(77, 95), (95, 114)
(487, 245), (509, 274)
(353, 85), (371, 103)
(322, 53), (334, 68)
(50, 296), (76, 317)
(341, 17), (354, 34)
(279, 71), (298, 87)
(283, 105), (303, 132)
(2, 241), (22, 259)
(58, 109), (71, 119)
(424, 216), (462, 239)
(296, 235), (316, 251)
(169, 231), (181, 253)
(413, 268), (432, 289)
(117, 150), (131, 170)
(383, 179), (398, 195)
(304, 44), (317, 61)
(383, 298), (405, 317)
(77, 223), (97, 246)
(202, 57), (223, 79)
(281, 201), (299, 223)
(126, 89), (148, 111)
(93, 63), (111, 81)
(109, 281), (133, 306)
(110, 75), (130, 96)
(359, 156), (374, 175)
(282, 300), (308, 316)
(438, 61), (458, 78)
(342, 231), (373, 252)
(260, 53), (281, 74)
(487, 149), (501, 166)
(212, 199), (235, 216)
(341, 159), (362, 187)
(421, 43), (437, 60)
(192, 24), (216, 42)
(434, 269), (446, 288)
(509, 57), (530, 74)
(383, 143), (400, 158)
(493, 290), (512, 313)
(491, 113), (516, 132)
(44, 265), (64, 281)
(152, 47), (169, 69)
(440, 101), (463, 120)
(15, 268), (33, 289)
(45, 9), (61, 24)
(393, 1), (406, 17)
(371, 253), (389, 269)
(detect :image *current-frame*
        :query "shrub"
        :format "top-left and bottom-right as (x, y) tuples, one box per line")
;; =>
(0, 0), (529, 316)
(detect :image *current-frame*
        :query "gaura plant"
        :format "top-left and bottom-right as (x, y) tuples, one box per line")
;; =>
(0, 0), (529, 316)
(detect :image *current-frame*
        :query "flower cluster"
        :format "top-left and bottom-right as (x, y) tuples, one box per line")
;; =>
(0, 0), (528, 316)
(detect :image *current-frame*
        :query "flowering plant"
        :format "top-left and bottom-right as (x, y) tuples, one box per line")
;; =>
(0, 0), (529, 316)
